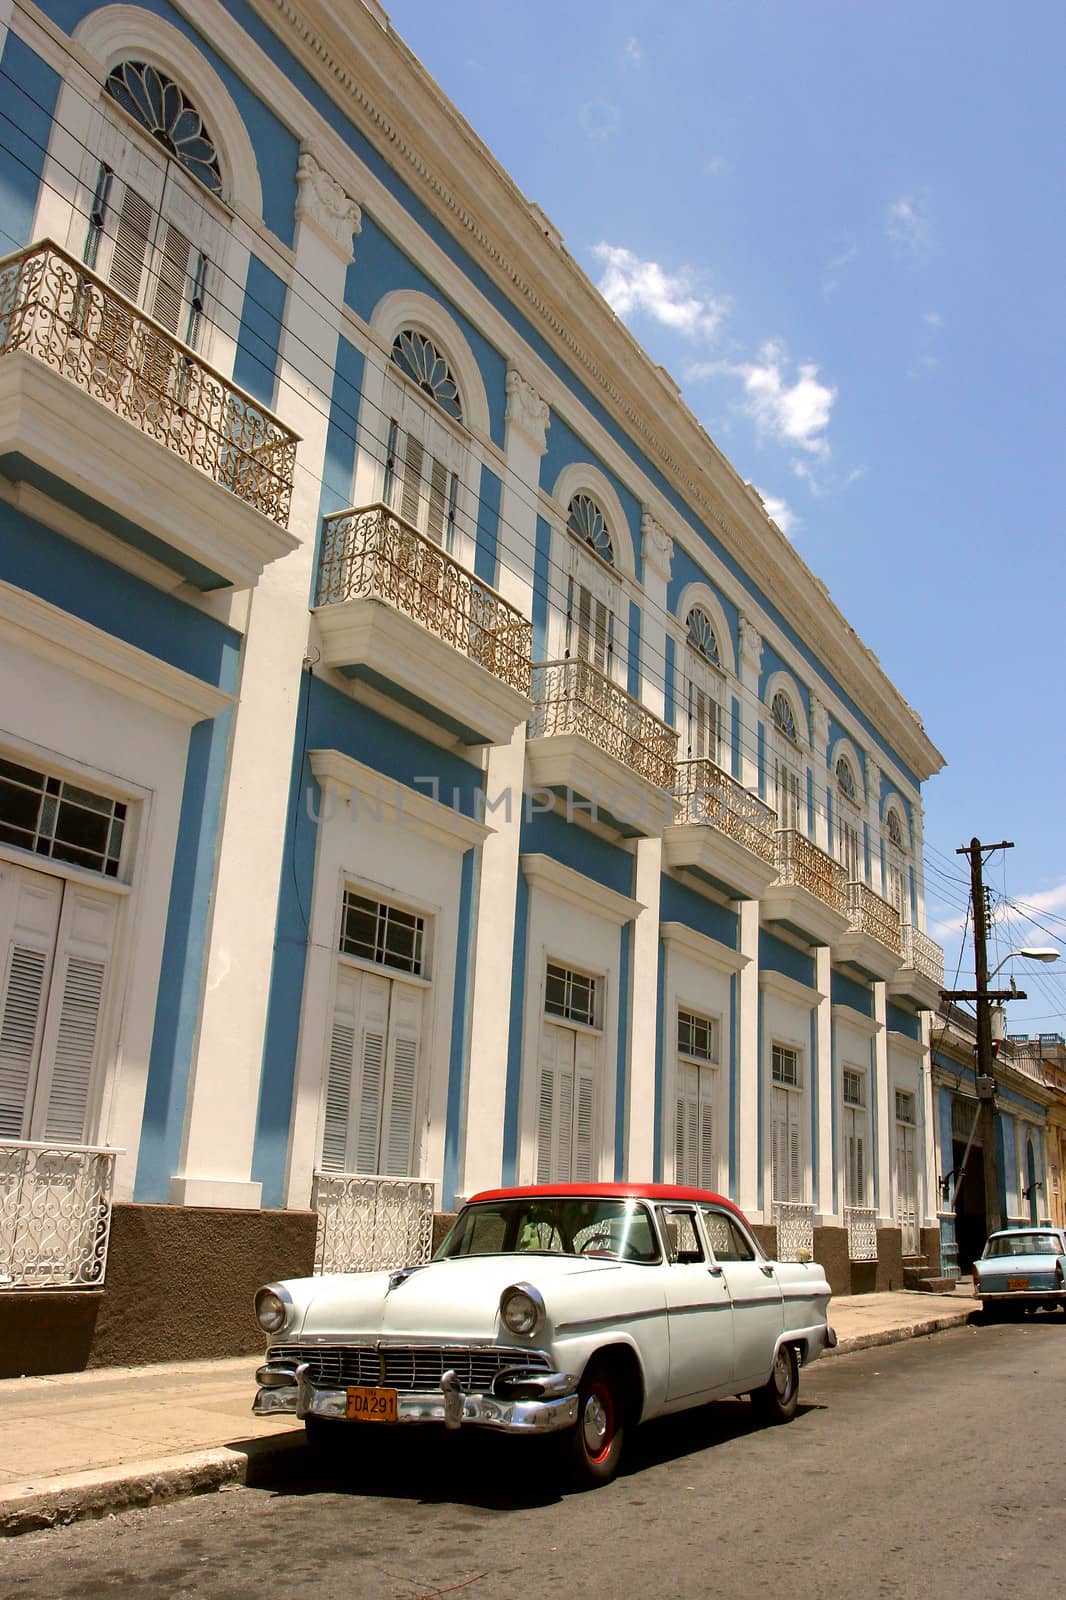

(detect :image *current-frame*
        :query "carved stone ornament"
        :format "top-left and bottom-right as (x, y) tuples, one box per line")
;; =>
(739, 614), (763, 673)
(865, 757), (881, 809)
(640, 512), (673, 581)
(809, 693), (829, 749)
(296, 149), (362, 260)
(505, 367), (550, 453)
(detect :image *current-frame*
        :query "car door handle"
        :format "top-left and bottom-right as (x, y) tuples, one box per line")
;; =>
(708, 1264), (724, 1277)
(759, 1264), (774, 1277)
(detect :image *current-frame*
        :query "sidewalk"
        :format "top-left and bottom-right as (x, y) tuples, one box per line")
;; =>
(0, 1287), (977, 1537)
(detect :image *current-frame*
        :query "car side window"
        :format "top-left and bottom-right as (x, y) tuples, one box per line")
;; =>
(660, 1207), (704, 1264)
(700, 1208), (754, 1262)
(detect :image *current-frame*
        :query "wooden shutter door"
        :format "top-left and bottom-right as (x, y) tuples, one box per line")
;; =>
(676, 1061), (699, 1187)
(354, 972), (390, 1174)
(699, 1070), (715, 1189)
(380, 982), (422, 1177)
(788, 1094), (803, 1202)
(771, 1086), (789, 1202)
(537, 1023), (575, 1184)
(34, 884), (117, 1144)
(321, 970), (359, 1171)
(572, 1030), (598, 1182)
(0, 865), (62, 1141)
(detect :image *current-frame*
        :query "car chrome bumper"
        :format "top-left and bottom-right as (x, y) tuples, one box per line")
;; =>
(979, 1288), (1066, 1302)
(252, 1360), (579, 1435)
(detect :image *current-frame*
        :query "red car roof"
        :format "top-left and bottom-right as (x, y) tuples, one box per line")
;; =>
(466, 1182), (748, 1222)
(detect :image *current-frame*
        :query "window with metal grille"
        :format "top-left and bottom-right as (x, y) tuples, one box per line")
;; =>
(678, 1009), (719, 1063)
(339, 891), (425, 977)
(895, 1090), (916, 1125)
(545, 962), (598, 1028)
(843, 1068), (864, 1107)
(772, 1044), (800, 1087)
(771, 691), (798, 744)
(390, 329), (463, 421)
(567, 493), (614, 565)
(0, 757), (126, 878)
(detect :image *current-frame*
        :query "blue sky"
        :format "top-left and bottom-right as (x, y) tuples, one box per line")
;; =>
(388, 0), (1066, 1032)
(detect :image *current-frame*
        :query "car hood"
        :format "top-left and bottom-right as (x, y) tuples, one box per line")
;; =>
(283, 1253), (658, 1342)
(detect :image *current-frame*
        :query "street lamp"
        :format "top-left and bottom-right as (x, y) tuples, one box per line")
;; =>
(988, 947), (1059, 979)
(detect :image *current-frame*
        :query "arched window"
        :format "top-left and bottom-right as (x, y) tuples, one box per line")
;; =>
(567, 493), (615, 565)
(836, 757), (857, 802)
(105, 61), (222, 194)
(771, 691), (798, 744)
(884, 805), (909, 920)
(390, 329), (463, 423)
(887, 809), (904, 850)
(686, 606), (720, 665)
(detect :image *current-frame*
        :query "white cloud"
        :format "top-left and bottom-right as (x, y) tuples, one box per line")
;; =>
(719, 341), (836, 459)
(885, 192), (935, 262)
(623, 35), (643, 66)
(754, 488), (795, 537)
(1016, 881), (1066, 916)
(593, 243), (728, 340)
(822, 238), (857, 299)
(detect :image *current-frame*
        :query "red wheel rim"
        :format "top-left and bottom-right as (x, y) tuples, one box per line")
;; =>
(582, 1380), (615, 1463)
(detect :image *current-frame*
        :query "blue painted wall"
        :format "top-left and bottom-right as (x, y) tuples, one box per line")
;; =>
(887, 1003), (921, 1040)
(539, 409), (642, 582)
(831, 971), (874, 1017)
(759, 639), (810, 725)
(666, 545), (740, 665)
(0, 34), (59, 252)
(660, 874), (739, 949)
(233, 255), (287, 408)
(531, 516), (552, 661)
(474, 465), (501, 586)
(759, 929), (815, 990)
(520, 807), (634, 898)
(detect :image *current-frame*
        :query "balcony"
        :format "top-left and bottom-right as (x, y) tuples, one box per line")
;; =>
(312, 1172), (435, 1274)
(760, 829), (850, 947)
(663, 757), (780, 900)
(314, 502), (532, 746)
(889, 923), (945, 1012)
(834, 881), (903, 982)
(526, 658), (678, 836)
(0, 241), (298, 589)
(772, 1201), (814, 1263)
(0, 1141), (117, 1289)
(845, 1205), (878, 1262)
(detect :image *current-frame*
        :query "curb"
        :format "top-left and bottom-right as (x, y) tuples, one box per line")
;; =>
(0, 1432), (304, 1539)
(827, 1307), (977, 1357)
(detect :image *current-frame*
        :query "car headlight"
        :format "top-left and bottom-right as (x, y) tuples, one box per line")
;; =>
(500, 1282), (545, 1337)
(254, 1284), (293, 1334)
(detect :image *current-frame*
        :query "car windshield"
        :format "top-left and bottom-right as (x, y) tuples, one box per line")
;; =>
(436, 1198), (661, 1263)
(984, 1232), (1062, 1258)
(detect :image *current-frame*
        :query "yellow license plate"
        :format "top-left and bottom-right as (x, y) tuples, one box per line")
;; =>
(345, 1386), (399, 1422)
(1007, 1277), (1029, 1291)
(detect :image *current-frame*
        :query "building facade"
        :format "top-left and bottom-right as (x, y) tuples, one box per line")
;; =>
(0, 0), (946, 1367)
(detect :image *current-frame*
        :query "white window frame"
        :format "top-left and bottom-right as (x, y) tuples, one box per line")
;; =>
(770, 1042), (805, 1205)
(675, 1005), (721, 1190)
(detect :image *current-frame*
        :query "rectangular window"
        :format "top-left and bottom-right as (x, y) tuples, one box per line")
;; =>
(687, 680), (720, 764)
(771, 1083), (804, 1203)
(837, 817), (861, 882)
(774, 758), (803, 832)
(895, 1089), (916, 1125)
(843, 1068), (864, 1107)
(545, 962), (598, 1028)
(339, 891), (425, 977)
(772, 1044), (800, 1087)
(321, 966), (422, 1177)
(677, 1008), (719, 1064)
(537, 1020), (598, 1183)
(0, 758), (126, 879)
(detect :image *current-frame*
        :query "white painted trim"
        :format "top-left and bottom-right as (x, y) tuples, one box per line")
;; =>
(886, 1028), (926, 1060)
(759, 966), (823, 1008)
(0, 841), (133, 898)
(673, 581), (737, 677)
(829, 734), (867, 809)
(0, 480), (186, 596)
(763, 670), (811, 750)
(70, 3), (263, 218)
(0, 579), (231, 724)
(308, 748), (491, 852)
(520, 853), (641, 926)
(548, 461), (636, 579)
(832, 1002), (883, 1038)
(368, 288), (491, 442)
(660, 921), (749, 974)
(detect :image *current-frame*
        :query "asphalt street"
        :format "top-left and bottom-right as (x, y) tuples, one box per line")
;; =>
(3, 1318), (1064, 1600)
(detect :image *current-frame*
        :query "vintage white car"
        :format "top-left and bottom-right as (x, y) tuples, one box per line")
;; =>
(253, 1182), (836, 1486)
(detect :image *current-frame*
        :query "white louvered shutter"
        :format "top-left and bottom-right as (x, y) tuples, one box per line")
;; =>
(772, 1085), (802, 1203)
(572, 1030), (598, 1182)
(536, 1023), (561, 1184)
(322, 969), (390, 1173)
(699, 1076), (715, 1189)
(36, 885), (117, 1143)
(321, 971), (358, 1171)
(380, 982), (421, 1177)
(354, 973), (390, 1174)
(689, 683), (720, 763)
(774, 759), (802, 831)
(789, 1097), (803, 1201)
(0, 866), (63, 1140)
(844, 1109), (866, 1207)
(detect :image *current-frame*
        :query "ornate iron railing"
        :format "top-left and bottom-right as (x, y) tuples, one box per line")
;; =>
(845, 1205), (878, 1262)
(312, 1172), (435, 1274)
(772, 1201), (814, 1263)
(529, 658), (677, 789)
(774, 830), (848, 915)
(846, 881), (901, 953)
(900, 924), (945, 987)
(317, 503), (532, 695)
(0, 240), (297, 527)
(673, 758), (777, 864)
(0, 1141), (117, 1289)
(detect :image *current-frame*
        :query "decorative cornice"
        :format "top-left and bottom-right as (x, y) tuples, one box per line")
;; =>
(640, 512), (673, 583)
(832, 1002), (882, 1038)
(296, 147), (362, 260)
(504, 366), (550, 454)
(739, 614), (763, 674)
(308, 749), (491, 850)
(660, 921), (748, 974)
(520, 852), (643, 926)
(759, 966), (824, 1007)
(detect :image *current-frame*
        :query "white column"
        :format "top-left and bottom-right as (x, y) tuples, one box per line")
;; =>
(809, 694), (830, 851)
(625, 513), (672, 1177)
(814, 945), (835, 1221)
(873, 982), (892, 1222)
(736, 899), (760, 1214)
(459, 369), (547, 1198)
(171, 153), (362, 1208)
(911, 799), (926, 927)
(865, 756), (883, 893)
(737, 616), (762, 792)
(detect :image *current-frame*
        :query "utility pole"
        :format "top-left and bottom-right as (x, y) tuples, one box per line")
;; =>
(941, 838), (1024, 1243)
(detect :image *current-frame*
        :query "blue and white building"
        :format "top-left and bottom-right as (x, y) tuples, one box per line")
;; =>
(0, 0), (947, 1354)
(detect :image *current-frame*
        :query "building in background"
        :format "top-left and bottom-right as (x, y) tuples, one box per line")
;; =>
(0, 0), (945, 1372)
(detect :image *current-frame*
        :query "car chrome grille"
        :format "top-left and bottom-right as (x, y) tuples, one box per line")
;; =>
(266, 1344), (552, 1393)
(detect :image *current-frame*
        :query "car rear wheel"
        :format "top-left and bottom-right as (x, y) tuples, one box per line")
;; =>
(750, 1343), (799, 1424)
(569, 1361), (625, 1489)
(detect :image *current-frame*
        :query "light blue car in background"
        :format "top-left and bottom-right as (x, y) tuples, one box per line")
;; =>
(972, 1228), (1066, 1318)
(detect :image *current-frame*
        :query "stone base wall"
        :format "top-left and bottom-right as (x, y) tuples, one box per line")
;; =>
(0, 1202), (317, 1379)
(920, 1226), (942, 1275)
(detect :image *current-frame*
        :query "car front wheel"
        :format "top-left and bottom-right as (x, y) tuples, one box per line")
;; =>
(569, 1361), (625, 1488)
(750, 1343), (799, 1424)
